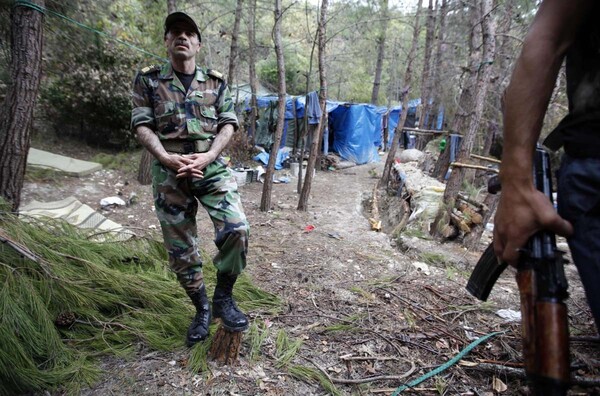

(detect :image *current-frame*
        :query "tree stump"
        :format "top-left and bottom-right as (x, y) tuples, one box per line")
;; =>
(208, 324), (243, 365)
(137, 149), (153, 185)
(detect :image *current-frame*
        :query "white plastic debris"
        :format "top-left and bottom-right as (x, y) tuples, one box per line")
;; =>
(495, 309), (521, 322)
(256, 166), (266, 183)
(412, 261), (431, 275)
(100, 196), (126, 207)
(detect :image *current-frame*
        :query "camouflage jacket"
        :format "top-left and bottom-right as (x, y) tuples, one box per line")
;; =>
(131, 62), (238, 141)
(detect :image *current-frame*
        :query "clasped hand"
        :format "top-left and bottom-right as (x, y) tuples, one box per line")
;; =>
(165, 153), (214, 179)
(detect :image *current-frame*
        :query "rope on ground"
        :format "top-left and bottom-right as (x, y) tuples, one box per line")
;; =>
(391, 331), (506, 395)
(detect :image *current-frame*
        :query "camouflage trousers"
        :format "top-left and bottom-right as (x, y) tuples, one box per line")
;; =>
(152, 157), (249, 291)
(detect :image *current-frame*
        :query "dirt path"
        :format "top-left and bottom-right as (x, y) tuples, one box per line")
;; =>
(21, 146), (599, 395)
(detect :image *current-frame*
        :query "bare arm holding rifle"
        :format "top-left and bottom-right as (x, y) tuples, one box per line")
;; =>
(493, 0), (589, 264)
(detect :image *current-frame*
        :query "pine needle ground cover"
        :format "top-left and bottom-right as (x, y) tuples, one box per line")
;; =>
(0, 212), (280, 395)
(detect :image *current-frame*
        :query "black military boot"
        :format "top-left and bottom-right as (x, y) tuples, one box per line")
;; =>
(185, 285), (211, 346)
(212, 272), (249, 332)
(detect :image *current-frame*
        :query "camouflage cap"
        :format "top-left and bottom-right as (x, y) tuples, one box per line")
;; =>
(164, 12), (202, 42)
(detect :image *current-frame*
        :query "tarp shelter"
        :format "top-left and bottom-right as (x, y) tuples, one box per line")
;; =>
(387, 99), (445, 149)
(387, 99), (420, 149)
(249, 93), (337, 153)
(249, 94), (384, 165)
(230, 82), (272, 106)
(248, 94), (441, 165)
(327, 103), (387, 164)
(251, 95), (307, 149)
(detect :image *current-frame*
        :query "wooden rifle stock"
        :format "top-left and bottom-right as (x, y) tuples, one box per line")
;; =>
(466, 146), (570, 395)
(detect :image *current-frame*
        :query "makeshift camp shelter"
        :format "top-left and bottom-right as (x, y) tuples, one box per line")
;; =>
(246, 94), (444, 165)
(327, 103), (387, 164)
(230, 82), (272, 106)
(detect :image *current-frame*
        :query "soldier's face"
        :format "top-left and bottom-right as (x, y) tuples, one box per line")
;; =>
(165, 22), (201, 61)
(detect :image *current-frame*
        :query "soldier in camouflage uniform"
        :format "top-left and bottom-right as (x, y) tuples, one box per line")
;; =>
(131, 11), (250, 346)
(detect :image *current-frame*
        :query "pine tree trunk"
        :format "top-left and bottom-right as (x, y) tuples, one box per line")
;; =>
(260, 0), (286, 212)
(415, 0), (437, 150)
(419, 0), (436, 129)
(432, 138), (451, 180)
(298, 0), (329, 211)
(167, 0), (177, 13)
(139, 2), (181, 186)
(0, 0), (44, 212)
(432, 0), (496, 239)
(370, 0), (388, 105)
(381, 0), (423, 186)
(467, 1), (513, 247)
(474, 119), (498, 185)
(137, 150), (154, 185)
(247, 0), (258, 144)
(227, 0), (244, 85)
(385, 37), (400, 106)
(432, 1), (478, 180)
(426, 0), (448, 151)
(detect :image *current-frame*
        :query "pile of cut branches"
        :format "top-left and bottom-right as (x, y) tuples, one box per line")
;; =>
(0, 210), (279, 395)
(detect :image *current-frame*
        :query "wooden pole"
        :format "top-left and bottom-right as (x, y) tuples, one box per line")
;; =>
(470, 153), (501, 164)
(402, 127), (449, 134)
(450, 162), (498, 173)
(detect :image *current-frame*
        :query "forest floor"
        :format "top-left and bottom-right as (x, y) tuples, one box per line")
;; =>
(22, 137), (599, 396)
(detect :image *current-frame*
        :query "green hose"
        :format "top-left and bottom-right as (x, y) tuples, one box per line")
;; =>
(392, 330), (506, 395)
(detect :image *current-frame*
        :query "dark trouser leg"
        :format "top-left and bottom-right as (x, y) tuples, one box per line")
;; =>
(557, 155), (600, 333)
(153, 162), (210, 343)
(195, 161), (249, 275)
(194, 161), (250, 331)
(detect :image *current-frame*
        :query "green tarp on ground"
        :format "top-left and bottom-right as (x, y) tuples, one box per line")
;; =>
(27, 147), (102, 177)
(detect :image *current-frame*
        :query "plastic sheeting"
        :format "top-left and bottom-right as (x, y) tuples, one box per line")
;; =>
(255, 96), (298, 119)
(328, 104), (386, 165)
(251, 93), (445, 165)
(387, 99), (420, 148)
(386, 99), (445, 148)
(443, 134), (463, 180)
(253, 147), (290, 170)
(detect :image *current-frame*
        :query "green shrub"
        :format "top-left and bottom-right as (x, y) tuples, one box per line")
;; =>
(41, 41), (142, 149)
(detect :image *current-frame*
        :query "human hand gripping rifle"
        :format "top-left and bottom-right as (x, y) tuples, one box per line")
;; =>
(466, 146), (570, 396)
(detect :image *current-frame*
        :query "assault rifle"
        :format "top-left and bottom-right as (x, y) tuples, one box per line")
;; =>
(466, 146), (570, 396)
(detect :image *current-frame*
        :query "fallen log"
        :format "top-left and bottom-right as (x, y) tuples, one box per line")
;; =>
(457, 193), (488, 211)
(458, 202), (483, 225)
(450, 211), (471, 233)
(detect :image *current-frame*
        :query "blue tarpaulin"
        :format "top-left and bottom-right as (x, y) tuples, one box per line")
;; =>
(254, 96), (300, 119)
(250, 94), (443, 165)
(387, 99), (420, 148)
(253, 147), (291, 170)
(386, 99), (445, 148)
(328, 103), (386, 164)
